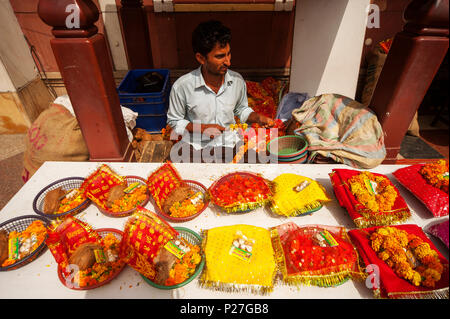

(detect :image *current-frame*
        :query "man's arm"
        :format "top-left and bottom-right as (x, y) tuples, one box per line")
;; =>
(167, 84), (225, 139)
(246, 112), (275, 128)
(233, 77), (274, 128)
(185, 122), (225, 139)
(167, 85), (190, 135)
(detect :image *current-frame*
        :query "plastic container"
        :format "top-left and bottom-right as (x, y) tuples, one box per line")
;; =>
(0, 215), (50, 271)
(278, 153), (308, 164)
(135, 114), (168, 133)
(153, 180), (209, 223)
(57, 228), (126, 290)
(117, 69), (170, 132)
(95, 176), (150, 218)
(267, 135), (308, 159)
(33, 177), (91, 219)
(141, 227), (205, 289)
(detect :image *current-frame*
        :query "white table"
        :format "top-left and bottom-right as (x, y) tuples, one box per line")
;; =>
(0, 162), (448, 299)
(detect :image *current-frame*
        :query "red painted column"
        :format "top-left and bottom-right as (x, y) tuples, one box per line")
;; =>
(118, 0), (153, 68)
(38, 0), (134, 162)
(369, 0), (449, 163)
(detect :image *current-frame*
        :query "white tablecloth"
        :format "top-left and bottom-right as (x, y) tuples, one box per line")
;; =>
(0, 161), (448, 299)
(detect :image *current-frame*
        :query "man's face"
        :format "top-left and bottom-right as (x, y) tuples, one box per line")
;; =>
(202, 42), (231, 76)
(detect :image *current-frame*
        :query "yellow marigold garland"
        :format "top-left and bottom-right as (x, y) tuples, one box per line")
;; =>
(420, 160), (449, 193)
(370, 227), (444, 288)
(348, 171), (397, 212)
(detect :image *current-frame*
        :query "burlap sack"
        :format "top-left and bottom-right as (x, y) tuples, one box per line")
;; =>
(361, 47), (387, 108)
(292, 94), (386, 169)
(22, 103), (89, 182)
(362, 46), (420, 137)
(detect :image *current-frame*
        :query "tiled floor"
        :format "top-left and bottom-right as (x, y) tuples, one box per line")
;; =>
(417, 115), (449, 159)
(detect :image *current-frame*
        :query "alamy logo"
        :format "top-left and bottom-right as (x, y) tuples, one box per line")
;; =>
(65, 264), (80, 288)
(366, 4), (380, 29)
(365, 264), (380, 289)
(65, 4), (80, 29)
(168, 123), (280, 164)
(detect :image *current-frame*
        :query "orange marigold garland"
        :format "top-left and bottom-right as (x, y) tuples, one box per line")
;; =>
(370, 226), (444, 288)
(1, 220), (48, 267)
(168, 191), (205, 218)
(165, 239), (202, 286)
(75, 232), (124, 288)
(348, 171), (398, 213)
(348, 224), (449, 299)
(56, 189), (87, 215)
(420, 160), (449, 193)
(330, 169), (411, 228)
(108, 184), (148, 213)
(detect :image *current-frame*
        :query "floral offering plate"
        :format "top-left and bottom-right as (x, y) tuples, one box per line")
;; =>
(208, 172), (273, 213)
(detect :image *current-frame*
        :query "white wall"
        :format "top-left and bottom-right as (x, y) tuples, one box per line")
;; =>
(289, 0), (370, 99)
(0, 0), (38, 91)
(0, 58), (16, 92)
(98, 0), (129, 71)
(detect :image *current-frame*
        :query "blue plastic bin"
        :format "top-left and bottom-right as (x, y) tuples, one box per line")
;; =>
(117, 69), (170, 132)
(135, 114), (168, 133)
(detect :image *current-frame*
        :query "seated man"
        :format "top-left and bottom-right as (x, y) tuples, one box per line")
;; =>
(167, 20), (273, 163)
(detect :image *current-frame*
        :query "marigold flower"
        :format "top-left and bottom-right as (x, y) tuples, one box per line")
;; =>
(370, 226), (444, 288)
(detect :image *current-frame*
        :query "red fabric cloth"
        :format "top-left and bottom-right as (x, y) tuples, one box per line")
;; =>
(119, 206), (178, 280)
(81, 164), (125, 209)
(329, 169), (410, 227)
(46, 216), (101, 272)
(393, 164), (449, 217)
(348, 224), (449, 298)
(146, 162), (183, 212)
(273, 222), (360, 280)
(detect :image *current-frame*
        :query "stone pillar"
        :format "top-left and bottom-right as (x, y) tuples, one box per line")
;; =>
(369, 0), (449, 163)
(38, 0), (134, 162)
(119, 0), (153, 68)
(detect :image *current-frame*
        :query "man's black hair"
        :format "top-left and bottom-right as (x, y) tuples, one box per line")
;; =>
(192, 20), (231, 57)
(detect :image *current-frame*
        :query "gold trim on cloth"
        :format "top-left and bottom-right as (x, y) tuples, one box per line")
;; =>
(199, 225), (277, 295)
(270, 225), (366, 288)
(372, 287), (450, 299)
(353, 208), (411, 228)
(219, 198), (272, 214)
(269, 174), (330, 217)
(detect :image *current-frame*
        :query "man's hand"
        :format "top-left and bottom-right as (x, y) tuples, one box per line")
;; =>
(202, 124), (226, 139)
(247, 112), (275, 128)
(185, 122), (226, 139)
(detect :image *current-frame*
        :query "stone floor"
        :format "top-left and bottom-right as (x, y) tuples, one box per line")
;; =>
(0, 134), (26, 210)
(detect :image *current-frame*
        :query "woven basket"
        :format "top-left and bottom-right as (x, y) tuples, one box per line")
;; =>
(277, 153), (308, 164)
(0, 215), (50, 271)
(267, 135), (308, 159)
(153, 180), (209, 223)
(57, 228), (126, 290)
(141, 227), (205, 289)
(33, 177), (91, 219)
(95, 176), (150, 218)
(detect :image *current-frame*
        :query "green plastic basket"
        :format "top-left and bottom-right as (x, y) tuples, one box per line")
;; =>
(141, 227), (205, 290)
(267, 135), (308, 159)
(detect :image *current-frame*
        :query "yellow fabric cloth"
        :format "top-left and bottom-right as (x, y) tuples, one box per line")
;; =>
(270, 173), (330, 217)
(201, 224), (276, 294)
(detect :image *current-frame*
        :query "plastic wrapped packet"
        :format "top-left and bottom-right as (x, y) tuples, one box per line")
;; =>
(270, 173), (330, 217)
(329, 169), (411, 228)
(270, 222), (364, 287)
(200, 224), (277, 295)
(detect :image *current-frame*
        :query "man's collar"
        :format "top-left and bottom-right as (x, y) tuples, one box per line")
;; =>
(195, 65), (233, 89)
